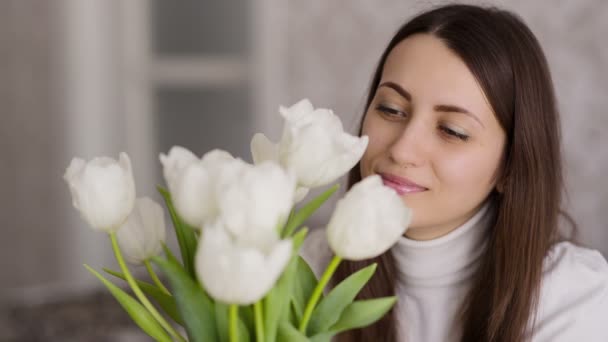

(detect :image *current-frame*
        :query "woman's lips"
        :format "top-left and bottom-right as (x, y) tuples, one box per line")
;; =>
(379, 173), (428, 195)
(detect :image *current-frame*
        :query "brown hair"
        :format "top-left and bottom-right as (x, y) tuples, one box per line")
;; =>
(335, 4), (568, 342)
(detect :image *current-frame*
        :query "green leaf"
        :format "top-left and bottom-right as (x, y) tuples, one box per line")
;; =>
(277, 321), (309, 342)
(282, 184), (339, 237)
(309, 333), (333, 342)
(157, 186), (198, 278)
(307, 263), (377, 335)
(258, 227), (308, 342)
(239, 305), (254, 334)
(329, 297), (397, 333)
(289, 300), (299, 326)
(308, 297), (396, 341)
(84, 265), (172, 342)
(291, 256), (318, 323)
(263, 242), (303, 342)
(162, 242), (181, 266)
(292, 227), (308, 251)
(103, 268), (183, 326)
(215, 302), (229, 342)
(238, 314), (251, 342)
(152, 256), (218, 342)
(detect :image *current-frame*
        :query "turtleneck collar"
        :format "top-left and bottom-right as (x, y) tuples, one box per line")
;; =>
(391, 202), (494, 288)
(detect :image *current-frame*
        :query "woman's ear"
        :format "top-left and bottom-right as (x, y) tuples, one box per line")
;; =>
(495, 151), (508, 194)
(496, 177), (506, 194)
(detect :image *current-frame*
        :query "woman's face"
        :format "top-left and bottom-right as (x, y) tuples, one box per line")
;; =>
(360, 34), (506, 240)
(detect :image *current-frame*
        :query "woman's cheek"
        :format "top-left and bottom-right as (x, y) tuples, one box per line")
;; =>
(437, 152), (495, 190)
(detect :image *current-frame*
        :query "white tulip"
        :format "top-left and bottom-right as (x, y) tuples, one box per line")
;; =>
(278, 99), (369, 188)
(250, 99), (367, 201)
(216, 161), (296, 250)
(159, 146), (198, 194)
(64, 152), (136, 232)
(195, 223), (292, 305)
(250, 133), (279, 165)
(326, 175), (412, 260)
(116, 197), (166, 265)
(250, 133), (310, 203)
(159, 147), (235, 228)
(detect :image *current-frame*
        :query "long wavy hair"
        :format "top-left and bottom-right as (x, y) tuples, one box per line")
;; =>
(334, 4), (568, 342)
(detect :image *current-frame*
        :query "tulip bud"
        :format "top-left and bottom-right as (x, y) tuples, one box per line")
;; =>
(64, 152), (136, 232)
(116, 197), (166, 265)
(326, 175), (412, 260)
(159, 146), (198, 194)
(250, 99), (367, 202)
(216, 161), (296, 250)
(195, 222), (292, 305)
(278, 99), (369, 188)
(251, 132), (310, 203)
(160, 147), (235, 228)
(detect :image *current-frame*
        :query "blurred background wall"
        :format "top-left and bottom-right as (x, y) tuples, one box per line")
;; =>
(1, 0), (606, 309)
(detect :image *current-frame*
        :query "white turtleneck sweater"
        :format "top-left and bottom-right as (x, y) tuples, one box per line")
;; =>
(301, 204), (608, 341)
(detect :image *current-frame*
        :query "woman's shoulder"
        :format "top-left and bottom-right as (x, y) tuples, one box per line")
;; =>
(541, 241), (608, 284)
(532, 241), (608, 340)
(299, 227), (333, 279)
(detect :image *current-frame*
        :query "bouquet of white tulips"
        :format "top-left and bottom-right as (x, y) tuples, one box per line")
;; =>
(64, 99), (412, 342)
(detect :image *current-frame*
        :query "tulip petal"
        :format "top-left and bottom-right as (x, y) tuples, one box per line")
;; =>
(276, 100), (369, 189)
(116, 197), (166, 265)
(160, 147), (235, 229)
(64, 153), (136, 231)
(294, 186), (310, 203)
(279, 99), (315, 122)
(250, 133), (279, 165)
(200, 149), (235, 166)
(196, 225), (293, 305)
(310, 135), (368, 187)
(159, 146), (198, 194)
(326, 175), (411, 260)
(217, 161), (295, 251)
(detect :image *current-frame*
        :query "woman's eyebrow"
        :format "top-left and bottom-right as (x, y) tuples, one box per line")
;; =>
(435, 104), (485, 128)
(379, 81), (484, 128)
(379, 81), (411, 101)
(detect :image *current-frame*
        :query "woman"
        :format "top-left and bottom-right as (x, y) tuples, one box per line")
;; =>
(301, 4), (608, 342)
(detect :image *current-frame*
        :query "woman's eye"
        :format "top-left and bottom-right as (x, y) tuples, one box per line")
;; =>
(376, 104), (407, 118)
(439, 126), (469, 141)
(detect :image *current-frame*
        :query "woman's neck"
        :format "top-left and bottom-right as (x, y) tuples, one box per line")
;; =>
(392, 201), (495, 287)
(404, 203), (490, 241)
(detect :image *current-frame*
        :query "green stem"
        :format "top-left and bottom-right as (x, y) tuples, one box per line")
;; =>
(110, 232), (186, 342)
(229, 304), (239, 342)
(281, 209), (297, 238)
(144, 260), (171, 296)
(298, 255), (342, 334)
(254, 300), (265, 342)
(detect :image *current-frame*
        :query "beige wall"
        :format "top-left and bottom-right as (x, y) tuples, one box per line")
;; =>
(0, 1), (72, 292)
(1, 0), (125, 303)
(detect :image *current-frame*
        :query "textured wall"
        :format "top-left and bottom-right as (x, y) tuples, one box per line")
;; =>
(284, 0), (608, 256)
(0, 1), (73, 291)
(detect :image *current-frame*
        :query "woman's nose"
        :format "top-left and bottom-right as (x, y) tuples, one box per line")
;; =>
(387, 120), (427, 168)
